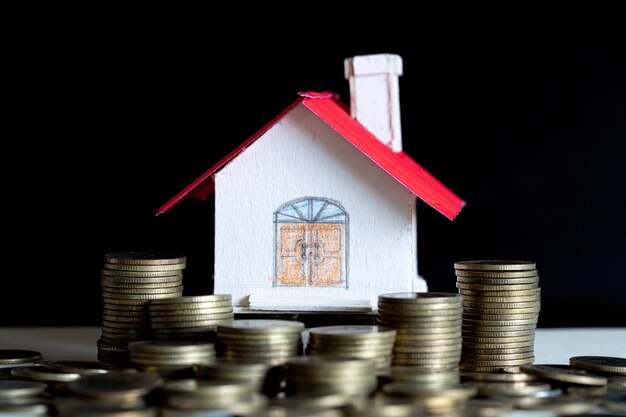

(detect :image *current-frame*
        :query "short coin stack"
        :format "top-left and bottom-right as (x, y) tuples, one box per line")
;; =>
(454, 260), (541, 372)
(305, 325), (397, 371)
(377, 292), (463, 371)
(195, 359), (280, 396)
(215, 319), (305, 365)
(284, 356), (378, 398)
(98, 252), (186, 365)
(128, 341), (216, 377)
(147, 294), (234, 341)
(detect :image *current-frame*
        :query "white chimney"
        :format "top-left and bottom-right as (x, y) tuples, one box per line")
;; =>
(344, 53), (403, 152)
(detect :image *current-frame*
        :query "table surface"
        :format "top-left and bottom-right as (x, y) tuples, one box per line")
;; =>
(0, 327), (625, 417)
(0, 326), (624, 363)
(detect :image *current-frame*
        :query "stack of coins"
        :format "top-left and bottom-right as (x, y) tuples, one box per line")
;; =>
(98, 252), (186, 365)
(216, 319), (305, 365)
(305, 325), (396, 371)
(0, 379), (48, 416)
(147, 295), (234, 341)
(62, 371), (163, 415)
(284, 356), (378, 398)
(377, 292), (463, 371)
(128, 341), (216, 377)
(454, 260), (541, 372)
(383, 365), (461, 391)
(195, 359), (280, 396)
(161, 379), (268, 416)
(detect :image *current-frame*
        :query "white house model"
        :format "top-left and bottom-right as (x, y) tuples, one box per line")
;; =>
(158, 53), (465, 311)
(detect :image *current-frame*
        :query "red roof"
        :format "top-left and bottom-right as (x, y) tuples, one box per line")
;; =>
(157, 92), (466, 220)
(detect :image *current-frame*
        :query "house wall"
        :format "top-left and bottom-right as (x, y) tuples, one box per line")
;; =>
(214, 103), (418, 309)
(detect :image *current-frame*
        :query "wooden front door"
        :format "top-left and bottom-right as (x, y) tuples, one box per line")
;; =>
(275, 197), (348, 287)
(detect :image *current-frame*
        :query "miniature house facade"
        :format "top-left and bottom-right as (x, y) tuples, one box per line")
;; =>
(158, 54), (465, 311)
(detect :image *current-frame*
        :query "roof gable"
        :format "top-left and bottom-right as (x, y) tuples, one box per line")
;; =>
(157, 92), (466, 220)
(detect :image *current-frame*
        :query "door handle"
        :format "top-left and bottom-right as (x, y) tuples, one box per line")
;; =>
(313, 241), (322, 262)
(300, 242), (307, 261)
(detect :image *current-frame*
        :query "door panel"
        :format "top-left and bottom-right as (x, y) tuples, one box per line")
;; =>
(276, 223), (345, 287)
(276, 225), (307, 286)
(309, 224), (344, 286)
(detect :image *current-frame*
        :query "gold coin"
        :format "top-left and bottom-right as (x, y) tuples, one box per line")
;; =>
(462, 300), (541, 310)
(454, 260), (537, 271)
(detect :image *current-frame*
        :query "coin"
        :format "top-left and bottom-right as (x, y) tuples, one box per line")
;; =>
(0, 350), (42, 365)
(11, 365), (82, 382)
(67, 371), (164, 400)
(454, 260), (537, 271)
(0, 379), (48, 398)
(217, 319), (305, 334)
(455, 270), (539, 278)
(378, 292), (462, 304)
(104, 252), (186, 265)
(520, 364), (608, 386)
(569, 356), (626, 376)
(35, 360), (109, 375)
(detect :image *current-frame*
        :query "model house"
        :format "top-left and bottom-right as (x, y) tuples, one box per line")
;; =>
(157, 53), (465, 311)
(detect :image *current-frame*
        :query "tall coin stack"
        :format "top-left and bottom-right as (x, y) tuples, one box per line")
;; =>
(215, 319), (305, 365)
(377, 292), (463, 371)
(305, 325), (397, 371)
(454, 260), (541, 372)
(147, 294), (234, 341)
(98, 252), (186, 366)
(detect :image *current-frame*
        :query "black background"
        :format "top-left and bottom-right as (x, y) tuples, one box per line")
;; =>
(2, 2), (625, 327)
